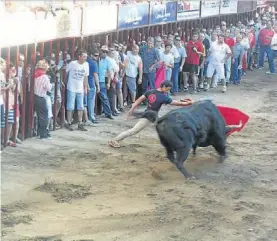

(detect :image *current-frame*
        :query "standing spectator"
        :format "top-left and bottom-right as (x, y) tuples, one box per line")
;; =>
(122, 44), (143, 105)
(87, 49), (100, 124)
(154, 36), (165, 58)
(198, 33), (207, 89)
(107, 48), (120, 116)
(224, 29), (235, 84)
(183, 32), (204, 93)
(258, 21), (275, 74)
(271, 24), (277, 58)
(140, 37), (160, 95)
(160, 43), (174, 81)
(206, 34), (232, 93)
(232, 34), (244, 85)
(98, 45), (114, 119)
(174, 36), (187, 93)
(240, 29), (250, 76)
(247, 22), (256, 70)
(65, 49), (89, 131)
(33, 60), (52, 140)
(221, 21), (227, 33)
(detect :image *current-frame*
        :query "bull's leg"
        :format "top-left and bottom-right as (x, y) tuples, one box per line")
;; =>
(192, 144), (197, 155)
(212, 140), (227, 163)
(160, 138), (175, 163)
(175, 147), (195, 179)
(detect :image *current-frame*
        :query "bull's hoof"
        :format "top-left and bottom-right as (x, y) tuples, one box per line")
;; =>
(218, 155), (226, 163)
(186, 175), (196, 180)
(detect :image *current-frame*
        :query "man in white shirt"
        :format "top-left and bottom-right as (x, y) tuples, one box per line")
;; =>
(206, 34), (232, 93)
(160, 43), (174, 81)
(65, 50), (89, 131)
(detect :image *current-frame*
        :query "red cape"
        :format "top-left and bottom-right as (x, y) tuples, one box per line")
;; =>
(217, 106), (249, 136)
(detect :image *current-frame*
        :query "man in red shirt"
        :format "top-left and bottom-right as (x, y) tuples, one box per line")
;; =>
(224, 29), (235, 84)
(258, 21), (275, 74)
(182, 32), (204, 93)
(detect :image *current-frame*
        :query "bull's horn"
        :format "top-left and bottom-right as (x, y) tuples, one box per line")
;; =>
(226, 120), (243, 129)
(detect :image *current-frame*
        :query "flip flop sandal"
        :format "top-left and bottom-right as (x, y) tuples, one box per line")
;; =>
(108, 140), (120, 148)
(7, 141), (16, 147)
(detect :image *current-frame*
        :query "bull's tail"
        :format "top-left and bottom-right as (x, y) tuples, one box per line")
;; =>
(225, 120), (243, 133)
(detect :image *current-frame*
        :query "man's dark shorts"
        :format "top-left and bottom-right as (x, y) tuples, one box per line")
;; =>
(183, 63), (199, 75)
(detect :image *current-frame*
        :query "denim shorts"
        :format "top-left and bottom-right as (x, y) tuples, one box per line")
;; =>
(116, 80), (122, 90)
(126, 76), (137, 93)
(66, 90), (84, 111)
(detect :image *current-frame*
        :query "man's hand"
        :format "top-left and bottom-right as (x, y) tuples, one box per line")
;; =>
(138, 77), (142, 85)
(125, 110), (132, 120)
(84, 87), (88, 96)
(232, 58), (235, 64)
(96, 85), (100, 93)
(106, 83), (110, 90)
(179, 66), (183, 72)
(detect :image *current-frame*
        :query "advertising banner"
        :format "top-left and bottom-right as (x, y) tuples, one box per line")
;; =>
(237, 0), (253, 13)
(118, 3), (149, 30)
(149, 1), (177, 25)
(177, 0), (200, 21)
(220, 0), (238, 14)
(0, 11), (36, 47)
(257, 0), (266, 7)
(34, 8), (82, 42)
(82, 4), (117, 36)
(201, 0), (220, 18)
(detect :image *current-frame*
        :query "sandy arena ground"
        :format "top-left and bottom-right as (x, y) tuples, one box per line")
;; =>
(1, 68), (277, 241)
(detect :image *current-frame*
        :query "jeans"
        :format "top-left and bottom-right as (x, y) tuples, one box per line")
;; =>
(99, 82), (112, 116)
(107, 84), (116, 113)
(165, 68), (172, 81)
(258, 45), (275, 73)
(142, 72), (156, 93)
(34, 95), (48, 139)
(87, 87), (96, 121)
(224, 58), (232, 83)
(232, 58), (242, 84)
(172, 62), (180, 92)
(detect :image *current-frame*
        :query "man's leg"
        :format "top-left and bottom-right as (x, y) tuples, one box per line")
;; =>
(107, 84), (116, 115)
(87, 87), (96, 122)
(109, 118), (151, 147)
(66, 90), (75, 131)
(258, 45), (266, 68)
(148, 72), (156, 90)
(34, 95), (49, 138)
(126, 77), (137, 104)
(172, 62), (179, 93)
(205, 62), (215, 91)
(232, 58), (239, 84)
(116, 80), (124, 111)
(76, 93), (87, 131)
(183, 72), (189, 91)
(216, 64), (227, 92)
(225, 58), (231, 84)
(142, 73), (149, 93)
(266, 46), (275, 74)
(99, 82), (113, 119)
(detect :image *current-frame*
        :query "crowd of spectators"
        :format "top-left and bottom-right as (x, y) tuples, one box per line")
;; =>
(1, 12), (276, 149)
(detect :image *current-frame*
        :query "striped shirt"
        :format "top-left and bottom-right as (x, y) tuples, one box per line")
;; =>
(34, 74), (52, 97)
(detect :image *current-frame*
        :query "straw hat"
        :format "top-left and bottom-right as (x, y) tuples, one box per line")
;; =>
(36, 59), (49, 69)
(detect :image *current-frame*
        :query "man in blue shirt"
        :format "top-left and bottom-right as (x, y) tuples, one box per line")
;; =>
(98, 45), (114, 120)
(87, 49), (100, 123)
(140, 37), (160, 94)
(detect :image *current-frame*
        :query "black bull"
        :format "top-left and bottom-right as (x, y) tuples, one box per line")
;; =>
(143, 100), (242, 179)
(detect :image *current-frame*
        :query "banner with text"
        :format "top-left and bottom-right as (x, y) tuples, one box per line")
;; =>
(220, 0), (238, 14)
(118, 3), (149, 30)
(201, 0), (220, 18)
(149, 1), (177, 25)
(177, 0), (200, 21)
(237, 0), (253, 13)
(82, 5), (117, 35)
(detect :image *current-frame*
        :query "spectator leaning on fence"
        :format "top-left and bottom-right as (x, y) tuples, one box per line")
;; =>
(65, 49), (89, 131)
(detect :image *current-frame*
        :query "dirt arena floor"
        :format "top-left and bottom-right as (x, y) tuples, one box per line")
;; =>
(1, 68), (277, 241)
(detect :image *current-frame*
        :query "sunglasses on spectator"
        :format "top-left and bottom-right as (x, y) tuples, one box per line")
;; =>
(102, 50), (108, 53)
(94, 54), (99, 57)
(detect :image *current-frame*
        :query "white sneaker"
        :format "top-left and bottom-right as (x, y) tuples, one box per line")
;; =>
(222, 86), (227, 93)
(204, 84), (210, 91)
(199, 83), (204, 89)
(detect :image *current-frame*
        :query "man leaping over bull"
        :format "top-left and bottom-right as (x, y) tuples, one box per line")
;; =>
(108, 81), (193, 148)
